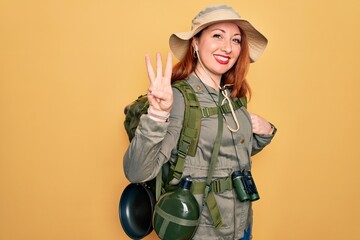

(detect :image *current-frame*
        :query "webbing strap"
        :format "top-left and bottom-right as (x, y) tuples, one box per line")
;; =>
(201, 97), (247, 117)
(169, 81), (201, 181)
(155, 205), (199, 227)
(191, 177), (233, 195)
(201, 91), (224, 230)
(155, 169), (162, 201)
(206, 191), (222, 229)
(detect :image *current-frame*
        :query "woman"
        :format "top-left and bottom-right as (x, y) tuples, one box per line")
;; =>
(124, 4), (276, 240)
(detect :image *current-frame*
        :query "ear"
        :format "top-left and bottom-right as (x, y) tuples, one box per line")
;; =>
(192, 39), (199, 51)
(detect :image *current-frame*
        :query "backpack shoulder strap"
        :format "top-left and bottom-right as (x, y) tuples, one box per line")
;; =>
(169, 80), (201, 181)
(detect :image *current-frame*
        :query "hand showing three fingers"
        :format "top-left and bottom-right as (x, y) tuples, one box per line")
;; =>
(145, 52), (173, 114)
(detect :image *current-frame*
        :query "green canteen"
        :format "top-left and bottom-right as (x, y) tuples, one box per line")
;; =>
(153, 176), (200, 240)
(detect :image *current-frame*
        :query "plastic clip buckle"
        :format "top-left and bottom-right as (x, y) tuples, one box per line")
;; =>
(201, 108), (210, 117)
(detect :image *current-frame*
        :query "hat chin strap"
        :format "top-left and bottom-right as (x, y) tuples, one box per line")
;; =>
(195, 50), (240, 133)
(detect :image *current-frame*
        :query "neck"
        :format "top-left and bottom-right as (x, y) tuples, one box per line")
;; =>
(194, 65), (221, 91)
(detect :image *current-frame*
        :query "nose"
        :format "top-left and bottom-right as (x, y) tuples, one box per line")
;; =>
(221, 40), (232, 54)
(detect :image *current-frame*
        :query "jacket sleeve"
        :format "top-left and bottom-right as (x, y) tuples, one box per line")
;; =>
(123, 88), (184, 183)
(251, 126), (277, 156)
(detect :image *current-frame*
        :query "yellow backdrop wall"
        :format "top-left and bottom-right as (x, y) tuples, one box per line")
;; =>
(1, 0), (360, 239)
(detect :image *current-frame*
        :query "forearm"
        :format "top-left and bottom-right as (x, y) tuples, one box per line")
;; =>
(251, 125), (277, 156)
(123, 115), (169, 183)
(123, 87), (184, 182)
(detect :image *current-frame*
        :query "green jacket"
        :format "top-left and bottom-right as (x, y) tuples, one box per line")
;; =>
(123, 73), (276, 240)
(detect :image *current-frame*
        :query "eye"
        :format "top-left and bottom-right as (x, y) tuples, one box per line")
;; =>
(212, 33), (222, 39)
(233, 38), (241, 44)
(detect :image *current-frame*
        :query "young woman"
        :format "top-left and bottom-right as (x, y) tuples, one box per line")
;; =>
(123, 5), (276, 239)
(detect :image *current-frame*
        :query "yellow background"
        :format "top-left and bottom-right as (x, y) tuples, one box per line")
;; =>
(1, 0), (360, 239)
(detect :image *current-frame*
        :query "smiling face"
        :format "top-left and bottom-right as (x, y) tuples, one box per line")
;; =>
(193, 22), (242, 82)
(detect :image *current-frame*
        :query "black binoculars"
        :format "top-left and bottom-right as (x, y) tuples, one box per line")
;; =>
(231, 170), (260, 202)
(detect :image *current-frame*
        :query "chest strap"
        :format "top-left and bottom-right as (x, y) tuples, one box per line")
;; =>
(201, 97), (247, 117)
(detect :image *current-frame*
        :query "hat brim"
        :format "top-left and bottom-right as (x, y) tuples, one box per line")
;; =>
(169, 19), (267, 63)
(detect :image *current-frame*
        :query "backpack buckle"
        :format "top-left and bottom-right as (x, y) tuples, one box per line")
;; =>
(201, 107), (210, 117)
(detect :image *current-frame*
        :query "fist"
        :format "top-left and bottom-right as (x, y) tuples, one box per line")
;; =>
(249, 112), (274, 135)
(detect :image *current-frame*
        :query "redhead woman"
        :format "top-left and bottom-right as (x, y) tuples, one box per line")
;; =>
(123, 4), (276, 240)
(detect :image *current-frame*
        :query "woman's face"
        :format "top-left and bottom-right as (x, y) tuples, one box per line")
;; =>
(193, 22), (241, 79)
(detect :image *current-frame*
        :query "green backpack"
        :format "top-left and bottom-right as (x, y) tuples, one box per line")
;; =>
(124, 80), (202, 189)
(124, 80), (248, 187)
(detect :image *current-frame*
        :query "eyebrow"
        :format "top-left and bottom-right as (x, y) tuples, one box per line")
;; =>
(211, 28), (241, 36)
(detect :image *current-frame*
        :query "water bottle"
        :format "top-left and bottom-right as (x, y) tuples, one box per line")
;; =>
(153, 176), (200, 240)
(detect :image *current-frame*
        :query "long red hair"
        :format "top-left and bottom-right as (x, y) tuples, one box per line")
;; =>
(171, 28), (251, 99)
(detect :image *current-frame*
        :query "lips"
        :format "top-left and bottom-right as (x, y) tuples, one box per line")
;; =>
(214, 54), (230, 64)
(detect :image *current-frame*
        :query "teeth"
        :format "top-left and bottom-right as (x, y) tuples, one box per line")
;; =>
(215, 55), (229, 61)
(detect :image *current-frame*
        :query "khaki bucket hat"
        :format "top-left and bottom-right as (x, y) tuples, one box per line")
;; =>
(169, 5), (268, 62)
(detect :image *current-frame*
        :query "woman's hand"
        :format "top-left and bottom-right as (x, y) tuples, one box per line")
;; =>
(145, 52), (173, 114)
(249, 112), (274, 135)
